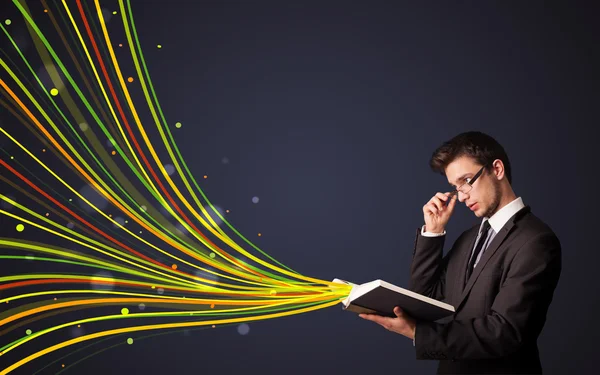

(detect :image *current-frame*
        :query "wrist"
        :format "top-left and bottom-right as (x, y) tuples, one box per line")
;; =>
(425, 225), (444, 234)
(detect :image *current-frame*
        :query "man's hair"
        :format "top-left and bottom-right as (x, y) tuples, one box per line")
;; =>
(429, 131), (512, 184)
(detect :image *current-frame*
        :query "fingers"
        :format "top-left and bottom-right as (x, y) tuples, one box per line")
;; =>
(427, 193), (447, 213)
(359, 314), (387, 325)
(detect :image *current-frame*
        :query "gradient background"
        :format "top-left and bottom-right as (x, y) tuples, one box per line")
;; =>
(1, 0), (598, 374)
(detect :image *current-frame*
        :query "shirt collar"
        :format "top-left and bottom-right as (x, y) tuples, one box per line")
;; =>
(482, 197), (525, 233)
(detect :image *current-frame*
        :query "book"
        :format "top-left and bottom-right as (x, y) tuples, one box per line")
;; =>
(331, 278), (455, 321)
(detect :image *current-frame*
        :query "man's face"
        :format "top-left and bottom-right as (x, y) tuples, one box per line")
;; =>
(445, 156), (501, 218)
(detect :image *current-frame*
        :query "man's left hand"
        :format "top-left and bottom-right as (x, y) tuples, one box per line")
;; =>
(359, 306), (416, 340)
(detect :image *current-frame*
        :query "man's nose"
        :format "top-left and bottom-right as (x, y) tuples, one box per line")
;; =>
(458, 191), (469, 203)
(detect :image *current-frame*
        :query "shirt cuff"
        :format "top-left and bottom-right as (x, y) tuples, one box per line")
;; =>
(421, 225), (446, 237)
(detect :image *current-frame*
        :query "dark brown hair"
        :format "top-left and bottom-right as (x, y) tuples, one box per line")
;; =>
(429, 131), (512, 184)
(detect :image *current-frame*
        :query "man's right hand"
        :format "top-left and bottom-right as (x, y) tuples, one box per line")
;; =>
(422, 192), (457, 233)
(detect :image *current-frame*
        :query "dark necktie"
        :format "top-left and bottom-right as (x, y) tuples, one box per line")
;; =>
(466, 220), (491, 281)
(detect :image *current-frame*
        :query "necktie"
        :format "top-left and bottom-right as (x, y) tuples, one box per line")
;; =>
(466, 220), (491, 281)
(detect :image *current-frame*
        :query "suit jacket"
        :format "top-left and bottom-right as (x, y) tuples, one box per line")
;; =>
(409, 206), (561, 374)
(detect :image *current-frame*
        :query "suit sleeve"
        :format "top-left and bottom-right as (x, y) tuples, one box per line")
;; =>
(414, 232), (562, 360)
(409, 227), (463, 301)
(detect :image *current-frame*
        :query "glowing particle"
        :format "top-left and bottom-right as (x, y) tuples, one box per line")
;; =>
(141, 205), (147, 212)
(127, 77), (134, 83)
(157, 288), (164, 295)
(270, 290), (277, 295)
(119, 43), (123, 47)
(111, 150), (116, 155)
(171, 264), (177, 270)
(44, 9), (48, 13)
(209, 252), (215, 258)
(45, 213), (49, 216)
(79, 122), (88, 131)
(16, 224), (24, 232)
(127, 338), (133, 345)
(121, 308), (129, 315)
(226, 210), (230, 213)
(138, 303), (145, 310)
(125, 220), (128, 224)
(258, 233), (262, 237)
(62, 364), (65, 368)
(157, 44), (162, 49)
(10, 156), (14, 160)
(5, 19), (11, 25)
(210, 304), (215, 308)
(139, 231), (142, 234)
(113, 11), (117, 15)
(252, 196), (259, 204)
(26, 255), (35, 260)
(26, 329), (32, 335)
(54, 298), (57, 300)
(175, 122), (182, 128)
(77, 325), (81, 328)
(151, 285), (156, 289)
(204, 175), (208, 179)
(212, 325), (215, 328)
(42, 149), (46, 152)
(50, 88), (58, 96)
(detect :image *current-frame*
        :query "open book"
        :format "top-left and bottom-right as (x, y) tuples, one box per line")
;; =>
(332, 278), (455, 321)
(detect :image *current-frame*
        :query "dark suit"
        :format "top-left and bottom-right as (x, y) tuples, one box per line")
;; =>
(409, 206), (561, 374)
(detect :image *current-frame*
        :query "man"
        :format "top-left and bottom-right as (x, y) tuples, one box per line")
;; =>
(360, 131), (562, 374)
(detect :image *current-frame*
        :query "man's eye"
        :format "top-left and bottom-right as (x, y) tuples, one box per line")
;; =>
(465, 178), (472, 184)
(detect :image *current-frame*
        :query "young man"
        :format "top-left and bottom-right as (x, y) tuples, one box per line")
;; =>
(360, 131), (562, 374)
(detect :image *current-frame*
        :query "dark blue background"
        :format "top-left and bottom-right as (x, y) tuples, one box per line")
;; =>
(1, 0), (598, 374)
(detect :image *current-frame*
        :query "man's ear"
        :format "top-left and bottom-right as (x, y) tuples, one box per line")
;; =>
(492, 159), (505, 181)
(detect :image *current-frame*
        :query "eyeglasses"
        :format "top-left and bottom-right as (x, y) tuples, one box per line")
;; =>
(448, 164), (487, 200)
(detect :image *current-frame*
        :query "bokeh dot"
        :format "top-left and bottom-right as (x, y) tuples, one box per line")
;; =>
(26, 329), (32, 335)
(16, 224), (25, 232)
(138, 303), (145, 310)
(157, 44), (162, 49)
(237, 324), (250, 335)
(127, 338), (133, 345)
(113, 11), (117, 15)
(121, 308), (129, 315)
(175, 122), (182, 128)
(171, 264), (177, 270)
(127, 77), (134, 83)
(111, 150), (116, 155)
(252, 196), (259, 204)
(79, 122), (89, 131)
(5, 19), (11, 25)
(141, 205), (147, 212)
(163, 164), (175, 175)
(209, 252), (215, 258)
(157, 288), (164, 295)
(50, 88), (58, 96)
(270, 290), (277, 296)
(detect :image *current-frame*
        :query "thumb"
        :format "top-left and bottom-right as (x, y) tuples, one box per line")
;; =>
(393, 306), (403, 318)
(448, 193), (458, 210)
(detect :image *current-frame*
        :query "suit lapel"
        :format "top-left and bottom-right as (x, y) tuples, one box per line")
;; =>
(455, 206), (531, 311)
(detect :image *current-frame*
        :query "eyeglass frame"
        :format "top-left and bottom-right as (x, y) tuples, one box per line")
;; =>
(447, 164), (487, 200)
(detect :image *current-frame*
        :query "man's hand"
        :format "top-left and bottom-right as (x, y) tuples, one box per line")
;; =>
(359, 306), (416, 340)
(423, 192), (457, 233)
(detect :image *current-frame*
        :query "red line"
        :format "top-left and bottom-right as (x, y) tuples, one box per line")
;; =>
(74, 0), (267, 280)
